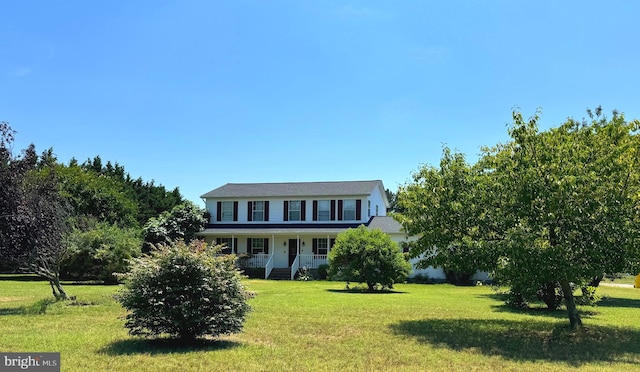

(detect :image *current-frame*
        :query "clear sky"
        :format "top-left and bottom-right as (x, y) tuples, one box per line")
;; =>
(2, 1), (639, 206)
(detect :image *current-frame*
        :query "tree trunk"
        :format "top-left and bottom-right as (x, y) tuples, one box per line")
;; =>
(588, 275), (603, 287)
(539, 282), (560, 310)
(559, 279), (582, 329)
(49, 277), (70, 300)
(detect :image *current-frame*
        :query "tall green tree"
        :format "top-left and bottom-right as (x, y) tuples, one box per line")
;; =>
(396, 109), (640, 329)
(57, 163), (139, 228)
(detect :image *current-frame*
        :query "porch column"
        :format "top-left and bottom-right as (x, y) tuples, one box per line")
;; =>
(327, 235), (330, 253)
(297, 235), (300, 255)
(271, 235), (275, 257)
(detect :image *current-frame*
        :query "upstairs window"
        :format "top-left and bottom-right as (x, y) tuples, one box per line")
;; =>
(284, 200), (306, 221)
(216, 201), (238, 222)
(313, 200), (336, 221)
(253, 201), (264, 221)
(342, 199), (356, 220)
(222, 201), (234, 221)
(247, 201), (269, 221)
(338, 199), (361, 221)
(317, 200), (331, 221)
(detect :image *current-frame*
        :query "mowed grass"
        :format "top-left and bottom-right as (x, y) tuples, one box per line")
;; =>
(1, 276), (640, 371)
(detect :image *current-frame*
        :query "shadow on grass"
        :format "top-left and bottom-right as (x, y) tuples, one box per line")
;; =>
(390, 318), (640, 366)
(99, 338), (241, 355)
(478, 294), (598, 319)
(0, 274), (45, 282)
(597, 296), (640, 309)
(0, 298), (58, 316)
(326, 289), (406, 294)
(63, 281), (120, 286)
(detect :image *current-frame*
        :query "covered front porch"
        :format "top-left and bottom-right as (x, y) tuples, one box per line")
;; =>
(198, 226), (342, 280)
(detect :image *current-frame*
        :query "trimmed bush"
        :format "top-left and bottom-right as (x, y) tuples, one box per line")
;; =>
(115, 240), (253, 341)
(328, 225), (411, 291)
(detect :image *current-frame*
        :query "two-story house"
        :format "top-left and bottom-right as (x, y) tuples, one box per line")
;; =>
(198, 180), (404, 280)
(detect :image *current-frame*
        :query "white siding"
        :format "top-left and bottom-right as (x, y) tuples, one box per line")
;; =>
(367, 186), (387, 218)
(206, 195), (373, 224)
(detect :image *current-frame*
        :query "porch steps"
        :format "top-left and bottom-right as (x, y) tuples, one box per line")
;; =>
(268, 268), (292, 280)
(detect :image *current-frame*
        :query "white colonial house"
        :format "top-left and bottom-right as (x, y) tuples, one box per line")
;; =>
(198, 179), (489, 282)
(198, 180), (413, 280)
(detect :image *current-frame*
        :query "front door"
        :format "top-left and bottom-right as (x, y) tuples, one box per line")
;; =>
(288, 239), (298, 266)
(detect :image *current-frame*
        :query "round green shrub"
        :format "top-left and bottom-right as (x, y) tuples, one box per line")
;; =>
(328, 225), (411, 291)
(116, 240), (253, 340)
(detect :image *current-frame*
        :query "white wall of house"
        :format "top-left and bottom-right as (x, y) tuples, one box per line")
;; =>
(205, 195), (377, 224)
(386, 232), (489, 281)
(367, 185), (387, 218)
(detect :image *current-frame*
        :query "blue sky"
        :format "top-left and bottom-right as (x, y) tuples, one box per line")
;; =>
(2, 1), (639, 205)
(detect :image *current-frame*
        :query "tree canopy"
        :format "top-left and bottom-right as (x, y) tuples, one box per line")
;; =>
(0, 121), (190, 291)
(396, 108), (640, 328)
(142, 201), (207, 252)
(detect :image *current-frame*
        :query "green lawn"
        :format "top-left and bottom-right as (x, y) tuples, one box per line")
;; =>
(606, 274), (638, 286)
(1, 276), (640, 371)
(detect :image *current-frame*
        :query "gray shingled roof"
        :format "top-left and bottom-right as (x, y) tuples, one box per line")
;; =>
(367, 216), (405, 234)
(201, 180), (384, 199)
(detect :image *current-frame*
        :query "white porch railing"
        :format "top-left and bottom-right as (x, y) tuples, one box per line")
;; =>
(290, 255), (300, 280)
(246, 254), (270, 268)
(298, 254), (328, 269)
(264, 254), (274, 279)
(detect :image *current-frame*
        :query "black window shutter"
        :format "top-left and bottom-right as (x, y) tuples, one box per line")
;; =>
(247, 201), (253, 222)
(247, 238), (252, 253)
(233, 238), (238, 254)
(356, 199), (362, 220)
(263, 238), (269, 254)
(330, 238), (335, 248)
(312, 200), (318, 221)
(233, 201), (238, 221)
(284, 201), (289, 221)
(337, 200), (343, 220)
(216, 202), (222, 221)
(264, 201), (270, 221)
(301, 200), (306, 221)
(312, 238), (317, 254)
(330, 200), (336, 221)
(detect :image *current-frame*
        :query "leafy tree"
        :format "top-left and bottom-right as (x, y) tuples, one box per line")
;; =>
(328, 225), (411, 291)
(142, 201), (207, 251)
(62, 221), (142, 283)
(395, 148), (490, 285)
(57, 163), (139, 228)
(396, 109), (640, 329)
(55, 156), (185, 229)
(115, 240), (253, 341)
(483, 109), (640, 328)
(0, 122), (71, 299)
